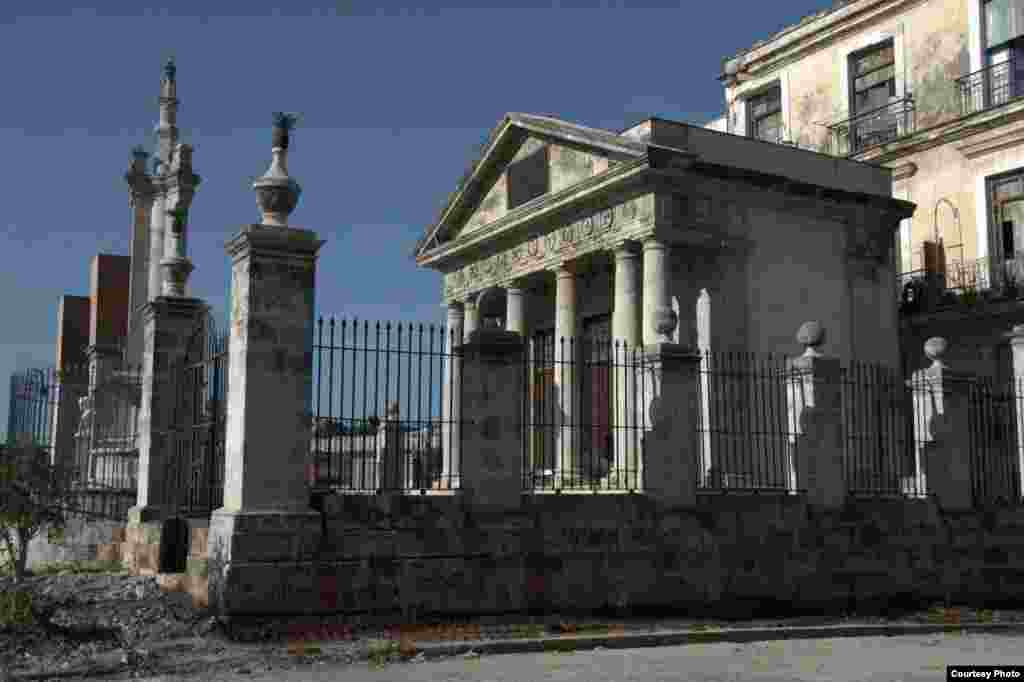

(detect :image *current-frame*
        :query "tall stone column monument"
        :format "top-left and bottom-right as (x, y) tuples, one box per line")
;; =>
(207, 113), (327, 615)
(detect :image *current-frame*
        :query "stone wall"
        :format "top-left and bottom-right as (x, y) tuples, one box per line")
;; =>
(200, 492), (1024, 619)
(24, 517), (126, 569)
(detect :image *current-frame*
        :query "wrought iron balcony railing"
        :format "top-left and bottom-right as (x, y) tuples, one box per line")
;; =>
(957, 58), (1024, 117)
(897, 256), (1024, 313)
(827, 96), (916, 156)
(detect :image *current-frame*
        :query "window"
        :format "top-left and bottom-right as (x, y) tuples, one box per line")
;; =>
(984, 0), (1024, 104)
(850, 41), (895, 115)
(847, 41), (900, 150)
(746, 86), (782, 143)
(988, 169), (1024, 287)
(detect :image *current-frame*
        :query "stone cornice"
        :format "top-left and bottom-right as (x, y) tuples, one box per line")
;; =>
(853, 99), (1024, 164)
(416, 157), (650, 269)
(723, 0), (922, 82)
(224, 224), (325, 263)
(142, 296), (208, 324)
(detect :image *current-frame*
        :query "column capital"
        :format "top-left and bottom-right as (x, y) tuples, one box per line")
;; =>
(550, 260), (578, 278)
(611, 239), (641, 258)
(502, 277), (527, 291)
(641, 235), (668, 251)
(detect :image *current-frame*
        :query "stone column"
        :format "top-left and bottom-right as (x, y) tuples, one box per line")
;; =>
(611, 241), (641, 484)
(786, 322), (845, 508)
(126, 296), (206, 574)
(642, 341), (701, 503)
(911, 338), (973, 511)
(147, 190), (167, 304)
(439, 302), (464, 491)
(460, 328), (525, 509)
(642, 237), (672, 347)
(554, 262), (578, 487)
(463, 293), (480, 343)
(1008, 325), (1024, 501)
(505, 282), (525, 335)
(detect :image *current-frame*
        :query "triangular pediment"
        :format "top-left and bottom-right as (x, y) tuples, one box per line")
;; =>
(414, 113), (646, 262)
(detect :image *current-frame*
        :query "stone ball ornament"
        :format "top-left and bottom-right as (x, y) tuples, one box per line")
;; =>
(652, 306), (678, 342)
(796, 321), (825, 356)
(924, 337), (947, 365)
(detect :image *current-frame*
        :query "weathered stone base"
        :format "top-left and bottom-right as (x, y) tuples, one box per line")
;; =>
(123, 521), (163, 575)
(24, 518), (127, 570)
(207, 509), (322, 615)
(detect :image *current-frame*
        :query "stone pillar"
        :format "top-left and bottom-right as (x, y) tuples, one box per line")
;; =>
(642, 341), (701, 502)
(1009, 325), (1024, 501)
(505, 283), (525, 335)
(642, 237), (672, 346)
(611, 241), (641, 484)
(554, 262), (578, 486)
(439, 302), (463, 491)
(207, 223), (325, 615)
(786, 322), (845, 509)
(911, 338), (973, 511)
(463, 293), (479, 343)
(460, 328), (525, 509)
(126, 296), (206, 574)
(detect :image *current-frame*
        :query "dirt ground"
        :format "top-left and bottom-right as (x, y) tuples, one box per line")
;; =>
(4, 572), (1024, 681)
(0, 572), (369, 681)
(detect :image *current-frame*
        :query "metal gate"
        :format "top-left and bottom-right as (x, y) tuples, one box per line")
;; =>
(164, 312), (229, 516)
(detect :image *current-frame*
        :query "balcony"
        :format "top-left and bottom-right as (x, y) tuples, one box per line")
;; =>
(827, 96), (916, 156)
(957, 59), (1024, 117)
(898, 256), (1024, 314)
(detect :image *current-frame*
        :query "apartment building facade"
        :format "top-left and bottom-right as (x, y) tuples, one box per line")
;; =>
(708, 0), (1024, 377)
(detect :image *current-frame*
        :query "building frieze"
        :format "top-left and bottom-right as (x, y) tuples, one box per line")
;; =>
(443, 195), (654, 300)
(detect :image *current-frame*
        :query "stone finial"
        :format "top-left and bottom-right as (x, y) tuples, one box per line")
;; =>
(924, 337), (947, 369)
(254, 112), (302, 226)
(652, 306), (678, 343)
(796, 321), (825, 358)
(385, 401), (400, 420)
(163, 56), (176, 82)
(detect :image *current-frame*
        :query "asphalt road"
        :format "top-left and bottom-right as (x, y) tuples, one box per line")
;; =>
(126, 631), (1024, 682)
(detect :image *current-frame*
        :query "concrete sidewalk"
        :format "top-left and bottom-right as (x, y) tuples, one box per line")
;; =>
(292, 607), (1024, 660)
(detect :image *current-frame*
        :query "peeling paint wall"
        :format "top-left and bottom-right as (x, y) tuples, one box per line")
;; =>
(727, 0), (969, 152)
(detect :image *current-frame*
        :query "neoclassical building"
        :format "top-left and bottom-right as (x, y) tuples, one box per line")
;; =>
(415, 113), (915, 488)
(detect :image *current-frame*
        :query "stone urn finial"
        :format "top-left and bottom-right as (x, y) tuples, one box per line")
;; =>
(796, 321), (825, 358)
(254, 112), (302, 226)
(924, 337), (947, 369)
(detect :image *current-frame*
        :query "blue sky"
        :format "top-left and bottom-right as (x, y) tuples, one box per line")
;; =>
(0, 0), (833, 433)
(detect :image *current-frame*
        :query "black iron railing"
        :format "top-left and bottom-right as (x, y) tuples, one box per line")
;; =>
(698, 351), (797, 493)
(311, 318), (460, 493)
(6, 361), (142, 520)
(522, 338), (648, 493)
(957, 58), (1024, 117)
(827, 96), (915, 156)
(967, 376), (1024, 506)
(841, 362), (922, 497)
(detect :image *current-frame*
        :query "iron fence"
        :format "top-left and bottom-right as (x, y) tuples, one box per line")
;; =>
(840, 362), (922, 497)
(968, 376), (1024, 506)
(697, 351), (797, 493)
(522, 338), (648, 492)
(957, 58), (1024, 117)
(163, 313), (229, 516)
(6, 361), (142, 520)
(311, 318), (459, 493)
(827, 96), (915, 156)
